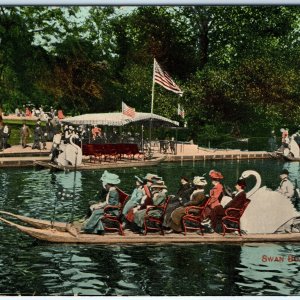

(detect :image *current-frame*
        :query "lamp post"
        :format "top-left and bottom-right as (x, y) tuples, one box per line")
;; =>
(141, 124), (144, 151)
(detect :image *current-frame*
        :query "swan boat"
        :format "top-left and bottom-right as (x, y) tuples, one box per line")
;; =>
(1, 169), (300, 244)
(0, 210), (300, 244)
(276, 138), (300, 161)
(34, 156), (166, 171)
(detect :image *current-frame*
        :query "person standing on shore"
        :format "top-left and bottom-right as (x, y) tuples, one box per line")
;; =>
(0, 122), (3, 150)
(20, 122), (31, 148)
(45, 118), (54, 142)
(32, 121), (44, 150)
(2, 124), (11, 149)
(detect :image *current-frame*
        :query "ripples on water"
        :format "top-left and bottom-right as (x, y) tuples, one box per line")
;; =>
(0, 160), (300, 295)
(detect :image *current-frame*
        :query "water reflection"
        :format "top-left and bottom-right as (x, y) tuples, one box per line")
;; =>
(237, 243), (300, 295)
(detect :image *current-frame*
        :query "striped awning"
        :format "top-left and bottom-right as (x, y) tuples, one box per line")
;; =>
(61, 112), (179, 127)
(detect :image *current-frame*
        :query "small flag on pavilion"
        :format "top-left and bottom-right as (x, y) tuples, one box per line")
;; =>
(154, 58), (183, 96)
(177, 103), (185, 119)
(122, 101), (136, 118)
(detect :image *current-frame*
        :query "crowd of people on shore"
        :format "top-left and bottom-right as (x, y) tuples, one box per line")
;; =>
(13, 105), (65, 121)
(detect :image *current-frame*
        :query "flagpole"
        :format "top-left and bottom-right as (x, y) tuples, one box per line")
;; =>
(151, 58), (155, 115)
(149, 57), (155, 146)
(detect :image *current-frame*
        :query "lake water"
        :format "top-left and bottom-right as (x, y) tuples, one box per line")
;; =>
(0, 159), (300, 296)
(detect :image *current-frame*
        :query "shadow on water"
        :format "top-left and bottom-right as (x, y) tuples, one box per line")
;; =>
(0, 160), (300, 295)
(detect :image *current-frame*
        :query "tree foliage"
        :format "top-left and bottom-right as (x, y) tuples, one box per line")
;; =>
(1, 6), (300, 143)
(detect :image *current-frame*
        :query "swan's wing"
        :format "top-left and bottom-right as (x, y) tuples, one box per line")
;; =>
(241, 187), (300, 233)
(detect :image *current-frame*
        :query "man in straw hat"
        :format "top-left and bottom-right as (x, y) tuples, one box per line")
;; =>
(82, 170), (121, 235)
(276, 169), (294, 199)
(167, 176), (207, 233)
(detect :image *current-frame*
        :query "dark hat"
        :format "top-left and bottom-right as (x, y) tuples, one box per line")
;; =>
(180, 176), (189, 182)
(280, 169), (289, 175)
(236, 179), (247, 189)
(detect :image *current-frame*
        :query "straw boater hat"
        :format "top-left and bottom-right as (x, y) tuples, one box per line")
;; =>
(209, 170), (224, 180)
(100, 170), (121, 185)
(193, 176), (207, 186)
(143, 173), (162, 183)
(151, 180), (167, 189)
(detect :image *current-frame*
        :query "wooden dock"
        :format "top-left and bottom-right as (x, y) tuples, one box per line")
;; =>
(33, 156), (166, 171)
(166, 151), (271, 162)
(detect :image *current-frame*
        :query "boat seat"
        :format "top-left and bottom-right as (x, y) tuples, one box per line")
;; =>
(102, 188), (129, 235)
(143, 196), (170, 235)
(82, 143), (144, 162)
(221, 199), (251, 236)
(182, 198), (210, 235)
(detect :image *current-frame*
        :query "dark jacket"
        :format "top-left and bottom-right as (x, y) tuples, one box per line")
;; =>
(224, 190), (247, 210)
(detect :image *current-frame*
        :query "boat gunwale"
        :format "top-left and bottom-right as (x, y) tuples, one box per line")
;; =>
(1, 214), (300, 245)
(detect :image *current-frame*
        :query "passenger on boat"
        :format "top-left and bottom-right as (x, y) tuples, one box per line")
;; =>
(276, 169), (294, 199)
(168, 176), (207, 233)
(133, 180), (168, 232)
(84, 180), (109, 219)
(200, 170), (224, 232)
(124, 173), (162, 230)
(280, 128), (289, 149)
(82, 171), (120, 235)
(163, 176), (195, 228)
(205, 170), (224, 211)
(122, 176), (145, 216)
(208, 178), (247, 232)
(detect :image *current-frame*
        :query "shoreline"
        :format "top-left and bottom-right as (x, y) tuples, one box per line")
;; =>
(0, 142), (274, 169)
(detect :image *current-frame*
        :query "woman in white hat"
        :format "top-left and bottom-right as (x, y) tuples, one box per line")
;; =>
(82, 170), (121, 235)
(168, 176), (207, 233)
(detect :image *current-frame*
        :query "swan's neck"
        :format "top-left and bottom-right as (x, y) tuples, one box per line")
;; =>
(246, 171), (262, 198)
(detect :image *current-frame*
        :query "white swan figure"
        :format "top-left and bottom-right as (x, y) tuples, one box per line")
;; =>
(240, 170), (300, 233)
(56, 133), (82, 167)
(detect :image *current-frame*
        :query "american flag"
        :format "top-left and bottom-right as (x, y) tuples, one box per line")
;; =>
(177, 103), (185, 119)
(122, 101), (136, 118)
(154, 58), (183, 96)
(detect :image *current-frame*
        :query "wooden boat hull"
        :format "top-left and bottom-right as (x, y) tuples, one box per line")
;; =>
(1, 214), (300, 244)
(34, 156), (166, 171)
(0, 210), (67, 231)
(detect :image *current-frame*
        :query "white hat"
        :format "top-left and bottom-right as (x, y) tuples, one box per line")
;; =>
(193, 176), (207, 186)
(151, 180), (167, 189)
(143, 173), (162, 182)
(100, 170), (121, 185)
